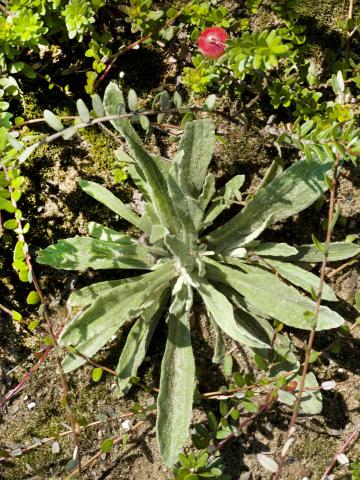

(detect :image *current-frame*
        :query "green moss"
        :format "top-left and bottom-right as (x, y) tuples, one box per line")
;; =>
(80, 126), (116, 169)
(20, 92), (44, 120)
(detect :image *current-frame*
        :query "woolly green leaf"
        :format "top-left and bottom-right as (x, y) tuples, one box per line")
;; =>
(196, 277), (270, 349)
(62, 323), (121, 373)
(69, 277), (139, 307)
(91, 93), (105, 117)
(287, 242), (360, 262)
(127, 89), (138, 112)
(203, 175), (245, 228)
(37, 237), (154, 270)
(157, 278), (195, 466)
(250, 242), (298, 257)
(262, 258), (337, 301)
(207, 158), (333, 252)
(204, 258), (344, 331)
(115, 289), (169, 396)
(87, 222), (136, 244)
(210, 317), (226, 363)
(79, 180), (142, 229)
(64, 264), (174, 346)
(172, 120), (215, 198)
(103, 82), (178, 234)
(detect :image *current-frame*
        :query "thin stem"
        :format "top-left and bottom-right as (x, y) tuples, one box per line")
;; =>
(209, 392), (277, 462)
(0, 409), (137, 459)
(1, 165), (83, 478)
(94, 10), (181, 89)
(321, 426), (359, 479)
(64, 419), (149, 479)
(0, 303), (13, 316)
(274, 154), (340, 479)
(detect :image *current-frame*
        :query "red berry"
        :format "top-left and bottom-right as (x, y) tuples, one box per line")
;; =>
(198, 27), (229, 60)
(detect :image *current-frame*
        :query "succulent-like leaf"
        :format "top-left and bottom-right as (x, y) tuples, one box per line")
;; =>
(206, 158), (333, 252)
(157, 278), (195, 466)
(261, 258), (337, 301)
(37, 237), (154, 270)
(204, 258), (344, 331)
(79, 180), (142, 229)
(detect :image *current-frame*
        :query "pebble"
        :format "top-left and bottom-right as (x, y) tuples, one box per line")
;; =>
(51, 441), (60, 454)
(27, 401), (36, 410)
(121, 419), (131, 431)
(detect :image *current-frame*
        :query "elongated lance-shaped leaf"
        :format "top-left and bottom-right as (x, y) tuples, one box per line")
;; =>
(204, 258), (344, 331)
(87, 222), (137, 244)
(37, 237), (154, 270)
(59, 262), (176, 347)
(226, 215), (274, 254)
(115, 288), (169, 396)
(157, 277), (195, 466)
(69, 277), (143, 307)
(103, 83), (178, 235)
(79, 179), (142, 229)
(167, 171), (203, 242)
(62, 321), (121, 372)
(206, 158), (333, 252)
(249, 242), (298, 257)
(127, 155), (171, 202)
(214, 282), (274, 344)
(196, 277), (271, 349)
(285, 241), (360, 262)
(203, 175), (245, 229)
(261, 258), (337, 301)
(172, 119), (215, 198)
(210, 316), (226, 363)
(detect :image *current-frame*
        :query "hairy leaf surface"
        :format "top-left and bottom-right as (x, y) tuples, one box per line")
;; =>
(204, 258), (343, 330)
(79, 180), (141, 229)
(206, 158), (333, 251)
(37, 237), (154, 270)
(157, 279), (195, 466)
(59, 263), (175, 347)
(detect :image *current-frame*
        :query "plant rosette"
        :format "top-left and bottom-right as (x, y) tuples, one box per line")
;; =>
(198, 27), (229, 59)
